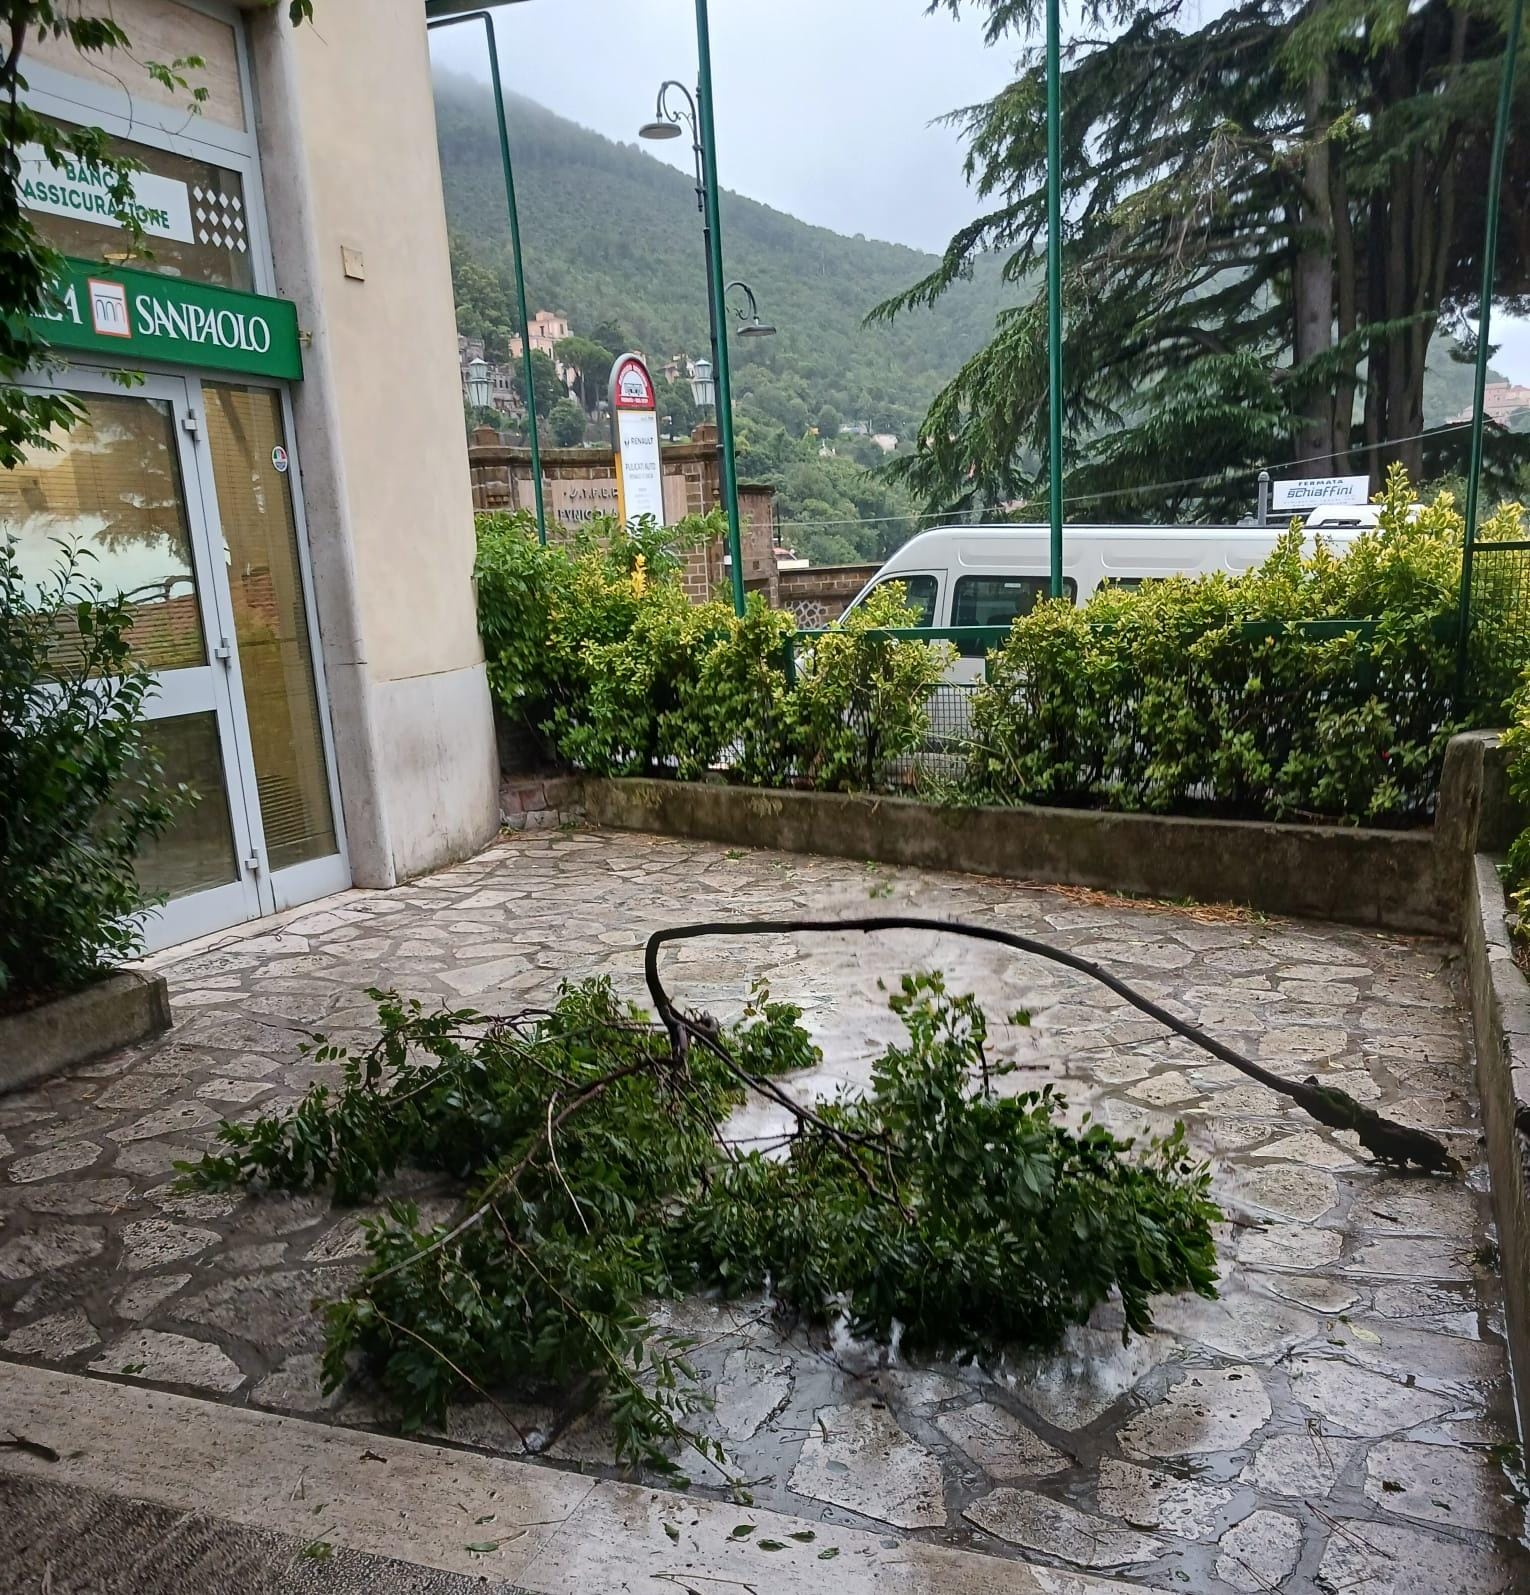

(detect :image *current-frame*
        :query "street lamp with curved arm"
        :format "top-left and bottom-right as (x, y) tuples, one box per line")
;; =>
(724, 280), (775, 338)
(638, 17), (744, 612)
(638, 81), (704, 216)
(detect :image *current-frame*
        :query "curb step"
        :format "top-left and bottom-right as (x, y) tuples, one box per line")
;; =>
(0, 1362), (1166, 1595)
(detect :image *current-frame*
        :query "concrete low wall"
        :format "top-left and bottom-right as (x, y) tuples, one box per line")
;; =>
(1, 972), (171, 1096)
(579, 731), (1519, 937)
(583, 779), (1456, 933)
(1465, 855), (1530, 1445)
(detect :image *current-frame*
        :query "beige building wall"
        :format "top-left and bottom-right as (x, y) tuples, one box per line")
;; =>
(248, 0), (499, 885)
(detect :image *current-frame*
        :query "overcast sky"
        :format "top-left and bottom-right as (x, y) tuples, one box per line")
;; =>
(428, 0), (1529, 383)
(428, 0), (1014, 253)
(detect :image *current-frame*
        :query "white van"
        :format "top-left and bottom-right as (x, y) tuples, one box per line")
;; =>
(842, 523), (1359, 683)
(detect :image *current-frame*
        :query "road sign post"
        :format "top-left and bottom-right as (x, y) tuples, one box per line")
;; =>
(609, 352), (667, 529)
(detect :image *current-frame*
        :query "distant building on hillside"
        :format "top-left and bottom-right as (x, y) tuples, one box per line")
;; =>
(507, 309), (571, 360)
(506, 310), (579, 398)
(871, 433), (898, 453)
(1448, 381), (1530, 426)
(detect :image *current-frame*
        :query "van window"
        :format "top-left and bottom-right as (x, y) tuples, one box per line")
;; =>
(952, 574), (1076, 655)
(1096, 576), (1164, 593)
(865, 573), (938, 627)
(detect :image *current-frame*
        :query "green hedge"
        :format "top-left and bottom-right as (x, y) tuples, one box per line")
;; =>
(474, 511), (951, 792)
(965, 470), (1524, 826)
(1504, 686), (1530, 938)
(475, 471), (1526, 829)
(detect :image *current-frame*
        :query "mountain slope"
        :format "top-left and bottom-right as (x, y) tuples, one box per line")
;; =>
(433, 73), (1010, 444)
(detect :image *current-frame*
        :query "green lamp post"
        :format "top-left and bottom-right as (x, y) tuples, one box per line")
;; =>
(425, 2), (547, 545)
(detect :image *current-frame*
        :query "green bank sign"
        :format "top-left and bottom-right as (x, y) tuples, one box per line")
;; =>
(30, 258), (303, 381)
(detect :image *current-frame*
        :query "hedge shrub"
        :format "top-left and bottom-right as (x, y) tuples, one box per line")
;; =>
(1503, 681), (1530, 939)
(965, 469), (1524, 826)
(474, 511), (950, 791)
(475, 473), (1526, 829)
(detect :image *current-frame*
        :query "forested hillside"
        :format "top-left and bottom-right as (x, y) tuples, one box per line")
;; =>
(434, 73), (1014, 562)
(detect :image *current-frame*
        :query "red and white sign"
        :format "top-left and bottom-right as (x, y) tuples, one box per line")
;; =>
(611, 354), (657, 412)
(608, 352), (667, 526)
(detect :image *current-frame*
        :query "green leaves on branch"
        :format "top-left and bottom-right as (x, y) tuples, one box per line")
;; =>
(0, 540), (188, 1002)
(678, 972), (1220, 1348)
(180, 972), (1219, 1476)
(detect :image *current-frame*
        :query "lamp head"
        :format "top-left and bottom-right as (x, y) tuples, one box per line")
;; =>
(639, 118), (682, 141)
(738, 319), (776, 338)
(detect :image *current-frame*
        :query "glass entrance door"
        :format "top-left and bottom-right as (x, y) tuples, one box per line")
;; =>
(3, 367), (344, 950)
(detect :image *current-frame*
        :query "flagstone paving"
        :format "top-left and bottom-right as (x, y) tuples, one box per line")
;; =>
(1, 828), (1525, 1593)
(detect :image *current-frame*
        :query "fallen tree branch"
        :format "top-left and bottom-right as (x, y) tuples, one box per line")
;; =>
(644, 916), (1459, 1175)
(358, 1050), (660, 1290)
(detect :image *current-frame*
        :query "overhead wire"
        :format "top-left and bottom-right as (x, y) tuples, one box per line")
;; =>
(773, 420), (1480, 532)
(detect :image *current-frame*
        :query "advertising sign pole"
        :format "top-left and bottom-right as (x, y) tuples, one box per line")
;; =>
(609, 352), (668, 531)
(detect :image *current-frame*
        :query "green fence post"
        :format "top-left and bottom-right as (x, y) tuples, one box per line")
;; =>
(1456, 0), (1524, 697)
(1044, 0), (1065, 600)
(694, 0), (746, 616)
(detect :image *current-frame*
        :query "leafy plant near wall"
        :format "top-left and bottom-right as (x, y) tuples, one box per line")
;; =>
(180, 970), (1220, 1477)
(0, 3), (315, 468)
(964, 470), (1526, 826)
(474, 511), (950, 791)
(0, 541), (187, 1004)
(1502, 681), (1530, 942)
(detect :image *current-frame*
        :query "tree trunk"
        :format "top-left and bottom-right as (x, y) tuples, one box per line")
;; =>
(1331, 154), (1358, 475)
(1362, 193), (1388, 484)
(1293, 60), (1335, 474)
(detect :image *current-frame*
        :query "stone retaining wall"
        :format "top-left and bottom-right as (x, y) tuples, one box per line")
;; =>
(499, 774), (584, 833)
(1465, 854), (1530, 1445)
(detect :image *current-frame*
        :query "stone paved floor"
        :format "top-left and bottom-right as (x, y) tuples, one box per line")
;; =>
(1, 830), (1525, 1593)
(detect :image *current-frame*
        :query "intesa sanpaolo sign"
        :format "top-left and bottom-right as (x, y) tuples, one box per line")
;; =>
(30, 257), (303, 381)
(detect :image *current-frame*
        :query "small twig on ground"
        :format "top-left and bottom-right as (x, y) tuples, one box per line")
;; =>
(653, 1576), (759, 1595)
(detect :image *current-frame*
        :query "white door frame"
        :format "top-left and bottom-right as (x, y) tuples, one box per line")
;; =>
(183, 372), (351, 913)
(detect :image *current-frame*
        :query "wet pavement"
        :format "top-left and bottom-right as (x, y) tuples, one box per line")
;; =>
(1, 829), (1525, 1593)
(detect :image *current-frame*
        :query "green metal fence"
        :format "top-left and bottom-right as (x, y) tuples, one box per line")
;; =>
(1459, 536), (1530, 712)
